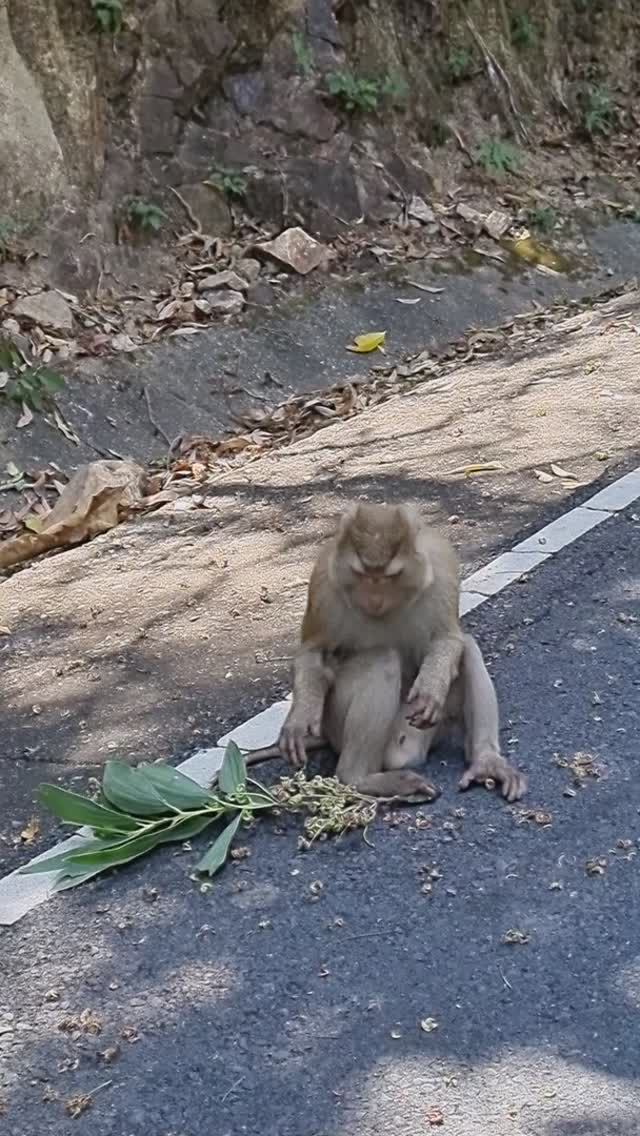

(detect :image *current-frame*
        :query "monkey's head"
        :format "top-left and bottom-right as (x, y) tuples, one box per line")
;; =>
(333, 502), (430, 618)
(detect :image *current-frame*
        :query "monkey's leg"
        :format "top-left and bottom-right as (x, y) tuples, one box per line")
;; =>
(457, 634), (527, 803)
(324, 648), (440, 803)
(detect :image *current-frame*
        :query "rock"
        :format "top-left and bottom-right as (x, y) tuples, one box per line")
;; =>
(456, 202), (485, 228)
(0, 318), (30, 356)
(196, 269), (249, 293)
(139, 96), (179, 155)
(255, 227), (328, 275)
(236, 257), (261, 284)
(0, 9), (67, 215)
(174, 182), (232, 235)
(246, 282), (275, 307)
(10, 290), (73, 333)
(408, 195), (436, 224)
(202, 290), (245, 316)
(484, 209), (511, 240)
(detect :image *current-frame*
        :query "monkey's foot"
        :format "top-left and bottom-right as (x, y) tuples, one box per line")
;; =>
(459, 754), (527, 803)
(383, 770), (441, 804)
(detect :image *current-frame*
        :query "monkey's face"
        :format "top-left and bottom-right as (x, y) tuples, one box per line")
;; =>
(337, 546), (426, 618)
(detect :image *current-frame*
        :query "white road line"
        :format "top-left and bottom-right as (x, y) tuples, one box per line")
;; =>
(2, 465), (639, 926)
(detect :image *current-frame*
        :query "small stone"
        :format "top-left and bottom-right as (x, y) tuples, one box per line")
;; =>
(10, 290), (73, 333)
(204, 291), (245, 316)
(484, 209), (511, 240)
(236, 257), (261, 284)
(196, 270), (249, 293)
(255, 226), (328, 275)
(408, 195), (436, 224)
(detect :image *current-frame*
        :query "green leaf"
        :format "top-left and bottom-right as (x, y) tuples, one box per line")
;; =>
(19, 835), (134, 875)
(137, 763), (212, 810)
(195, 813), (241, 876)
(218, 742), (247, 796)
(38, 784), (143, 833)
(61, 831), (164, 872)
(102, 761), (171, 817)
(154, 812), (216, 845)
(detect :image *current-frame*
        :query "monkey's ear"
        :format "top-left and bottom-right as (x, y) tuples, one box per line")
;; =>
(337, 503), (360, 542)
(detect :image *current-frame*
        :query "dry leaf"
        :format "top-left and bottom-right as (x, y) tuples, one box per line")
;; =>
(65, 1095), (93, 1119)
(0, 626), (10, 635)
(16, 402), (33, 429)
(447, 461), (503, 477)
(0, 459), (145, 570)
(407, 281), (444, 294)
(346, 331), (387, 354)
(420, 1017), (439, 1033)
(534, 469), (554, 483)
(426, 1107), (445, 1126)
(396, 297), (422, 305)
(550, 463), (577, 479)
(19, 816), (40, 845)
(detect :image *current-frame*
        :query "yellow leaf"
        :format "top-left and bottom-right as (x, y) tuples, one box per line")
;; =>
(24, 516), (44, 533)
(346, 331), (386, 354)
(550, 463), (577, 479)
(447, 461), (503, 477)
(534, 469), (554, 483)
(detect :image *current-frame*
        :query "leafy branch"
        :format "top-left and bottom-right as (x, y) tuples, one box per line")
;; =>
(21, 744), (378, 891)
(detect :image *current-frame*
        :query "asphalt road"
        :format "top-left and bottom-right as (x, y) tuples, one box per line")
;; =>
(1, 503), (639, 1136)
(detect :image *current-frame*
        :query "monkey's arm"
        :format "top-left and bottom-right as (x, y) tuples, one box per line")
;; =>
(407, 632), (465, 728)
(279, 644), (334, 767)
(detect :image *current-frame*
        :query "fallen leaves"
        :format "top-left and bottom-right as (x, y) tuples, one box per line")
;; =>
(0, 459), (146, 570)
(346, 331), (386, 354)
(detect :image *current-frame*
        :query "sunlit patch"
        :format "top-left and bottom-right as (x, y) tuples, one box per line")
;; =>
(335, 1050), (640, 1135)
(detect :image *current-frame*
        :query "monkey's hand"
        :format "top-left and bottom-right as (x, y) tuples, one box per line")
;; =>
(406, 677), (448, 729)
(459, 754), (527, 803)
(279, 703), (324, 769)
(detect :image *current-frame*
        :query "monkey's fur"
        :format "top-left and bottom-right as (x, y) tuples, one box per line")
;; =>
(247, 503), (526, 803)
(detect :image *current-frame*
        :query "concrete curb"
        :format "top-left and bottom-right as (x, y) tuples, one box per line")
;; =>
(1, 465), (639, 926)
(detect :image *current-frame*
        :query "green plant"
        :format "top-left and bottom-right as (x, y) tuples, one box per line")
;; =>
(123, 196), (167, 233)
(447, 46), (472, 82)
(510, 11), (537, 48)
(20, 744), (377, 891)
(475, 138), (520, 176)
(327, 70), (381, 113)
(292, 30), (314, 77)
(90, 0), (123, 34)
(583, 85), (614, 136)
(209, 165), (248, 200)
(0, 342), (64, 412)
(527, 205), (558, 233)
(326, 69), (407, 115)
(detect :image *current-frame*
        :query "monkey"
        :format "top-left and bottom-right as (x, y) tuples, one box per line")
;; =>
(246, 502), (526, 804)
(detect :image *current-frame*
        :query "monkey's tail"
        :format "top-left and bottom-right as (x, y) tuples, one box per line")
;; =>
(243, 737), (327, 766)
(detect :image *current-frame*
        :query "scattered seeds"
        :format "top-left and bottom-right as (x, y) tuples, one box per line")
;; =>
(502, 928), (530, 945)
(585, 857), (607, 877)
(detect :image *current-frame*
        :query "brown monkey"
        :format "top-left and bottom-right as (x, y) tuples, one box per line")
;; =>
(250, 503), (526, 803)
